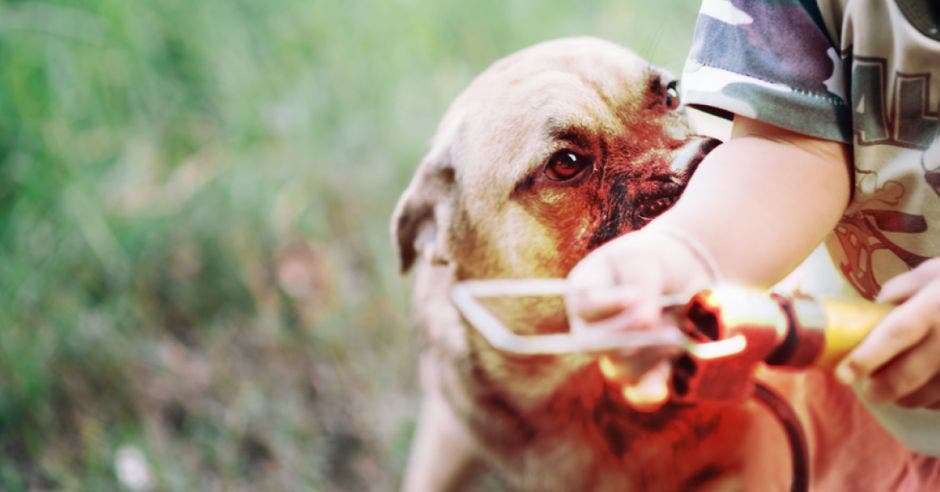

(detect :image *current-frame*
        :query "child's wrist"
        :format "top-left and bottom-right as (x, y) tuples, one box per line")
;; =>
(643, 223), (722, 292)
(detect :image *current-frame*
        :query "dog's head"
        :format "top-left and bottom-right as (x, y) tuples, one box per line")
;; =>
(393, 37), (718, 281)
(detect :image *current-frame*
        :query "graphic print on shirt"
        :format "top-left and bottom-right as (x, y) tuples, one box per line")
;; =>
(851, 55), (939, 150)
(832, 175), (930, 299)
(922, 133), (940, 196)
(836, 55), (938, 298)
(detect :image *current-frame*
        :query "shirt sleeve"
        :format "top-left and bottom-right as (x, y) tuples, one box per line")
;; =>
(680, 0), (851, 143)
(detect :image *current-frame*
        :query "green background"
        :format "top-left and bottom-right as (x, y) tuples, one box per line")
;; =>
(0, 0), (699, 489)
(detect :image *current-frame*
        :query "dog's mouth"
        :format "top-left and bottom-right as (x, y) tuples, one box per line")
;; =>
(634, 137), (721, 221)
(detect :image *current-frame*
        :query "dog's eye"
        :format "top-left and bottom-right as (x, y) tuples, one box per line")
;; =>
(664, 80), (680, 110)
(544, 150), (592, 181)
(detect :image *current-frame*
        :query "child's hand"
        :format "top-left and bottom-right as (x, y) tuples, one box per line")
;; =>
(565, 228), (713, 410)
(837, 258), (940, 409)
(564, 115), (851, 411)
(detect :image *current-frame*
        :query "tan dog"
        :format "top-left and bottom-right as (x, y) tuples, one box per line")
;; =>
(391, 37), (761, 491)
(392, 38), (921, 491)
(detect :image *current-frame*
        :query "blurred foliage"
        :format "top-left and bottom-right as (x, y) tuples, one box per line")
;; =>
(0, 0), (698, 489)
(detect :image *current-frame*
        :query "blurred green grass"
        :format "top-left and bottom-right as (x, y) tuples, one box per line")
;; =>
(0, 0), (699, 489)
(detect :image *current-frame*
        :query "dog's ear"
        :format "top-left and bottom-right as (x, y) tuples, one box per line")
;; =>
(391, 153), (456, 273)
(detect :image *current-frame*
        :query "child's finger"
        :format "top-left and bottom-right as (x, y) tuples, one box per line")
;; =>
(861, 331), (940, 402)
(895, 373), (940, 409)
(597, 331), (683, 384)
(877, 258), (940, 304)
(579, 308), (651, 334)
(621, 360), (672, 412)
(837, 285), (940, 384)
(569, 286), (639, 323)
(572, 287), (666, 333)
(599, 351), (660, 385)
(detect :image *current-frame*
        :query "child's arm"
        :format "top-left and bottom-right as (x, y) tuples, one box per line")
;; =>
(566, 115), (852, 406)
(656, 115), (853, 286)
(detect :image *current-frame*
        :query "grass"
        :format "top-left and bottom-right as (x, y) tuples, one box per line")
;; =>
(0, 0), (699, 489)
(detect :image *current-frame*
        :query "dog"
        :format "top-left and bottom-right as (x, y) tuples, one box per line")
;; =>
(392, 38), (919, 491)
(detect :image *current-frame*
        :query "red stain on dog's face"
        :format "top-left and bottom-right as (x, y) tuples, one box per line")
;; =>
(512, 108), (705, 274)
(444, 60), (716, 280)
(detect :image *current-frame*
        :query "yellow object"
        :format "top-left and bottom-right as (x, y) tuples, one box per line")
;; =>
(682, 286), (894, 371)
(815, 298), (894, 370)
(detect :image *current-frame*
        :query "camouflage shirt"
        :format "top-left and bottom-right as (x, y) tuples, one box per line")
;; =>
(682, 0), (940, 301)
(681, 1), (940, 483)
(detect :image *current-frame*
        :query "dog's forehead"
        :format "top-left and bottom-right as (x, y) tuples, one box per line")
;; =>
(471, 37), (654, 109)
(447, 38), (657, 194)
